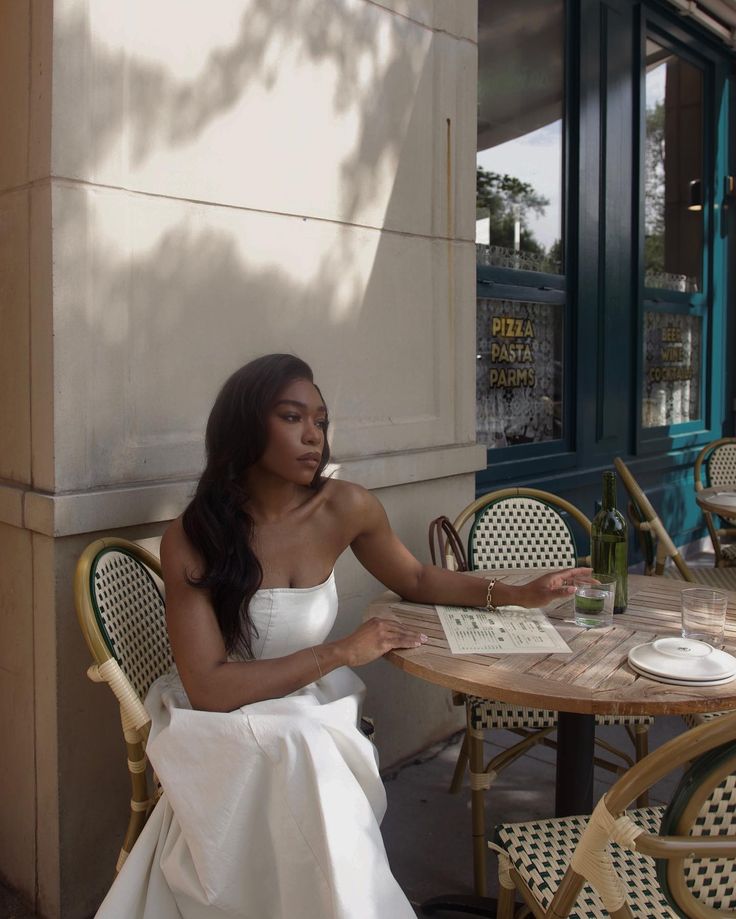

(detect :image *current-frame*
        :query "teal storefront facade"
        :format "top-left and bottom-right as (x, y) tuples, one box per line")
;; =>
(475, 0), (735, 557)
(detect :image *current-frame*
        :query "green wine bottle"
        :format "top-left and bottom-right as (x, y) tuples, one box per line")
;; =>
(591, 471), (628, 613)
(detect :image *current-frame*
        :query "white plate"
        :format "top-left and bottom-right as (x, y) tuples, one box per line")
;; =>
(628, 637), (736, 682)
(628, 660), (736, 687)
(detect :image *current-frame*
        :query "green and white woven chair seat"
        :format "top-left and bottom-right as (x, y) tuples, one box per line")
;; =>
(495, 807), (675, 918)
(469, 699), (652, 731)
(494, 719), (736, 919)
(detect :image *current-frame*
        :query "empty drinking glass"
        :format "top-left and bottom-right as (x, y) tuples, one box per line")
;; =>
(681, 587), (728, 647)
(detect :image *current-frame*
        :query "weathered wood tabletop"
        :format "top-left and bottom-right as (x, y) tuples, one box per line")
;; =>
(370, 571), (736, 717)
(696, 485), (736, 522)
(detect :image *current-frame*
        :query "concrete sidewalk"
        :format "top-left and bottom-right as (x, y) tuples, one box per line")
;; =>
(382, 716), (689, 916)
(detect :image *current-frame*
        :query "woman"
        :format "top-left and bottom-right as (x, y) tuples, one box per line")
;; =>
(96, 354), (585, 919)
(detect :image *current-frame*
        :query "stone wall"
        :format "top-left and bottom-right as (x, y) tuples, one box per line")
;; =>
(0, 1), (481, 914)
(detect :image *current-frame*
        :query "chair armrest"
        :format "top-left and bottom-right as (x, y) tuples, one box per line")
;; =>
(636, 833), (736, 859)
(606, 711), (736, 814)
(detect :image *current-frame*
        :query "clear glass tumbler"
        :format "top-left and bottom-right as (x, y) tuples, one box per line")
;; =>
(574, 574), (616, 629)
(681, 587), (728, 647)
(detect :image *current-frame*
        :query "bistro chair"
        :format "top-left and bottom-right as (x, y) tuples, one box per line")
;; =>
(492, 709), (736, 919)
(694, 437), (736, 567)
(430, 488), (653, 895)
(614, 456), (736, 592)
(74, 536), (172, 872)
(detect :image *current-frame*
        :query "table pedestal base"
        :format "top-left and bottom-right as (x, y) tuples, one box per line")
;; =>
(555, 711), (595, 816)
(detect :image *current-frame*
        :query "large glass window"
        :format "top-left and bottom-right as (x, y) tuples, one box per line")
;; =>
(644, 38), (704, 293)
(641, 34), (707, 432)
(476, 0), (566, 449)
(477, 299), (564, 448)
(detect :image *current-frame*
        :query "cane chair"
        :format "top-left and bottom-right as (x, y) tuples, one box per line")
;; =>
(431, 488), (653, 895)
(74, 537), (173, 872)
(694, 438), (736, 567)
(492, 710), (736, 919)
(614, 457), (736, 592)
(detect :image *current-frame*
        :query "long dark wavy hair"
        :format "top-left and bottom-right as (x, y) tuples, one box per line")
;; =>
(182, 354), (330, 656)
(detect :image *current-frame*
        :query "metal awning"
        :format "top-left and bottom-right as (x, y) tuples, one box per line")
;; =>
(665, 0), (736, 47)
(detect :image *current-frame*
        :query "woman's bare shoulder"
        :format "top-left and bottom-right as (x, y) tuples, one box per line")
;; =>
(320, 478), (384, 529)
(321, 477), (373, 509)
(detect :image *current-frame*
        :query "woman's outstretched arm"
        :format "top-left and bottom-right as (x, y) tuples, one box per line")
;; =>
(161, 518), (428, 712)
(347, 485), (588, 609)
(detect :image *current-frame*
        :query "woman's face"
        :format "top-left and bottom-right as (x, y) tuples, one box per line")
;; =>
(255, 378), (328, 485)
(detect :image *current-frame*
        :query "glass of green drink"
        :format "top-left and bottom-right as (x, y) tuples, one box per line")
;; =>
(574, 574), (616, 628)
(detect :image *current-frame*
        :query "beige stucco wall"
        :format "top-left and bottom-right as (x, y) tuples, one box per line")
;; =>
(0, 1), (481, 915)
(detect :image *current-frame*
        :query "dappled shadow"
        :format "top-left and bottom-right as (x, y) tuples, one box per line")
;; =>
(51, 9), (475, 914)
(56, 2), (434, 231)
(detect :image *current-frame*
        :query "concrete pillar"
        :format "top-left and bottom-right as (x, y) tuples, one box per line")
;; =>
(0, 1), (481, 914)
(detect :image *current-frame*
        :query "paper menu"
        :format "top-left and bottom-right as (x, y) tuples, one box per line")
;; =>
(435, 604), (571, 655)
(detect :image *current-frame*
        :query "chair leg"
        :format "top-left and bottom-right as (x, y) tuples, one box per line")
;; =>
(497, 882), (517, 919)
(633, 724), (649, 808)
(449, 731), (469, 794)
(467, 712), (488, 896)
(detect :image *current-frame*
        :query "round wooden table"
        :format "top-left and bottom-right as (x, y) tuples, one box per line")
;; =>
(369, 572), (736, 916)
(369, 572), (736, 811)
(696, 485), (736, 522)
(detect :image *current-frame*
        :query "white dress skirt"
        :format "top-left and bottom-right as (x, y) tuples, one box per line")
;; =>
(95, 572), (415, 919)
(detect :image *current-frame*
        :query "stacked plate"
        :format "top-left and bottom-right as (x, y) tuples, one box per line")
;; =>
(628, 637), (736, 686)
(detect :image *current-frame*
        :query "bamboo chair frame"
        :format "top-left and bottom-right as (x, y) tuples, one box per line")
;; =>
(430, 488), (650, 896)
(615, 456), (736, 592)
(495, 711), (736, 919)
(74, 537), (168, 872)
(694, 437), (736, 568)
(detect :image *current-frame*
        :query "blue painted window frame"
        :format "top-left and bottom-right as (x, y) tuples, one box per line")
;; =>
(634, 7), (731, 456)
(475, 0), (734, 497)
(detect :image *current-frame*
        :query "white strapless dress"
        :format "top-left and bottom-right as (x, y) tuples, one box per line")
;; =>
(95, 572), (414, 919)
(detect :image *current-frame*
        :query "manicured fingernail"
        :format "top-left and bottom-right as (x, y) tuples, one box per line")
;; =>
(420, 633), (428, 642)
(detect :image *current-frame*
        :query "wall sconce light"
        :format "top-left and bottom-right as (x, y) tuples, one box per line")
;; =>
(725, 176), (735, 198)
(688, 179), (702, 211)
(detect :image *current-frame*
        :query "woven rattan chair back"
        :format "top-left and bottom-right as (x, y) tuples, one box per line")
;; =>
(700, 439), (736, 488)
(452, 488), (591, 572)
(658, 742), (736, 917)
(74, 536), (172, 872)
(694, 438), (736, 569)
(87, 545), (172, 700)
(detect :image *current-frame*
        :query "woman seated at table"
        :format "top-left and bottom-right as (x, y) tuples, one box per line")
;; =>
(95, 353), (586, 919)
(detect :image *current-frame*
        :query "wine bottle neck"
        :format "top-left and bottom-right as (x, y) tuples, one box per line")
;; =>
(601, 472), (617, 511)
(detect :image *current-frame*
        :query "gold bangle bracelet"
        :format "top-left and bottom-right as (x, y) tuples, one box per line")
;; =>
(485, 578), (498, 612)
(311, 646), (324, 680)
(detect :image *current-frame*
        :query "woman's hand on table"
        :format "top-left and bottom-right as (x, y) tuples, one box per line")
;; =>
(333, 617), (429, 667)
(511, 567), (592, 609)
